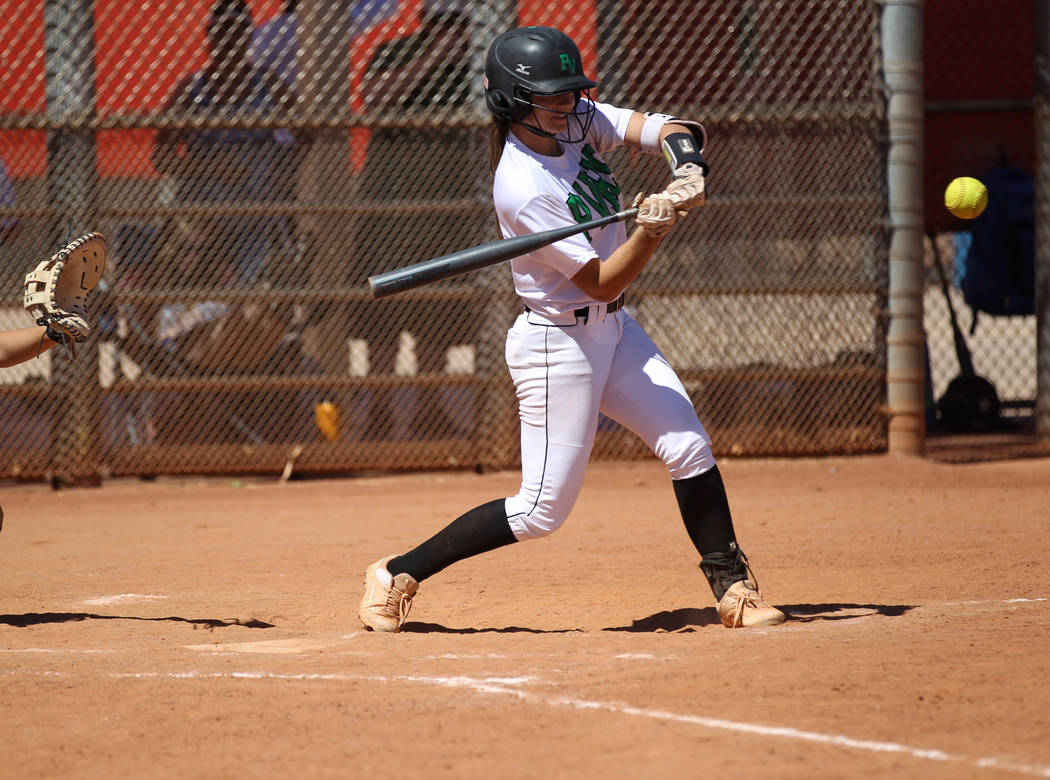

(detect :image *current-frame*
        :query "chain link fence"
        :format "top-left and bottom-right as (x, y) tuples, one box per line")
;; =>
(0, 0), (1034, 480)
(922, 0), (1043, 461)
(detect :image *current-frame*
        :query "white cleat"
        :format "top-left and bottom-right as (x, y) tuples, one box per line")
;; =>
(359, 555), (418, 633)
(717, 579), (786, 628)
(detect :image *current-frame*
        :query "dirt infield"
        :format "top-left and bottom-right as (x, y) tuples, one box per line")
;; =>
(2, 455), (1049, 779)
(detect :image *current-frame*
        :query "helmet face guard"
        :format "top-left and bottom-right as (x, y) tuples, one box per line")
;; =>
(513, 88), (598, 144)
(484, 26), (599, 143)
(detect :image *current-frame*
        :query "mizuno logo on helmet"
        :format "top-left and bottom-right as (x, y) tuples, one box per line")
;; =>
(515, 64), (531, 75)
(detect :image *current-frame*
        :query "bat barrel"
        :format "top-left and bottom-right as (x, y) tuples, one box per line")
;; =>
(368, 207), (638, 299)
(368, 243), (508, 299)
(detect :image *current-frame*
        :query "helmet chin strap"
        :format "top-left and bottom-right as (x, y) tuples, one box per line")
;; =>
(517, 119), (560, 140)
(515, 94), (596, 144)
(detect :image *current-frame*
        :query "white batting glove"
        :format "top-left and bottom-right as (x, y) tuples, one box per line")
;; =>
(632, 192), (677, 238)
(663, 171), (706, 213)
(673, 162), (706, 179)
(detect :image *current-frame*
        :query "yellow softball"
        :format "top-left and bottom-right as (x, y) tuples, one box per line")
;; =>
(944, 177), (988, 220)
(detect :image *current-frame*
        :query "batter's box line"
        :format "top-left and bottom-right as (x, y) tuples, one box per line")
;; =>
(0, 647), (117, 655)
(41, 669), (1050, 779)
(935, 597), (1047, 607)
(392, 673), (1048, 778)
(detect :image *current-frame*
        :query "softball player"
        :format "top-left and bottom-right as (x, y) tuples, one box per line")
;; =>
(360, 26), (785, 631)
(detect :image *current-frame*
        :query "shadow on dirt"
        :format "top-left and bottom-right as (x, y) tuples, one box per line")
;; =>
(401, 603), (914, 633)
(603, 602), (915, 632)
(403, 622), (584, 634)
(604, 608), (723, 632)
(0, 613), (274, 629)
(779, 603), (915, 622)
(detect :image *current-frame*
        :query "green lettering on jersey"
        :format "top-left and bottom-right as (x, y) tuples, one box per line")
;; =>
(569, 144), (621, 218)
(579, 144), (612, 175)
(566, 193), (593, 242)
(564, 144), (621, 242)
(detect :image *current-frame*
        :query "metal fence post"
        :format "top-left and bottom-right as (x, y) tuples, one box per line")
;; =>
(471, 1), (521, 471)
(882, 0), (926, 455)
(1036, 0), (1050, 442)
(43, 0), (100, 485)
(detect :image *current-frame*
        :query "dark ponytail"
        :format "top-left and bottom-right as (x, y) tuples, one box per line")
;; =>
(488, 118), (511, 237)
(489, 117), (510, 175)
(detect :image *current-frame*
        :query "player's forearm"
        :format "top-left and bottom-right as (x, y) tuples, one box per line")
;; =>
(0, 325), (54, 368)
(572, 228), (663, 301)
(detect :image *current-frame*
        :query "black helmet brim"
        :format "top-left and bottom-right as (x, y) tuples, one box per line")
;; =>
(527, 76), (599, 96)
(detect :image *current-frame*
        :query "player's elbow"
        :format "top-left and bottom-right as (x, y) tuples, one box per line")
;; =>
(571, 258), (623, 303)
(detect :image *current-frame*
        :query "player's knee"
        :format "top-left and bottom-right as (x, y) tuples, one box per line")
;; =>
(504, 496), (569, 540)
(659, 430), (716, 481)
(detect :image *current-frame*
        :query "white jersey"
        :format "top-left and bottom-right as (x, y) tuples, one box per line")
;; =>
(493, 100), (635, 317)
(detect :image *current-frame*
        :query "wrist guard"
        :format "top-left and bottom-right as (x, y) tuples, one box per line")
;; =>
(661, 132), (709, 177)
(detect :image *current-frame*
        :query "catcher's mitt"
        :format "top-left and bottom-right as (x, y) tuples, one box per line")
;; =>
(23, 232), (107, 358)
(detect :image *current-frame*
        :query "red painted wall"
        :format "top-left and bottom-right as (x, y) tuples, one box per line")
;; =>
(0, 0), (422, 178)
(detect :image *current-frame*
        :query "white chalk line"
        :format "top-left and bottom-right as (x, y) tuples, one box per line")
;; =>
(0, 648), (117, 655)
(10, 668), (1044, 778)
(79, 594), (169, 606)
(419, 653), (508, 660)
(184, 634), (359, 655)
(385, 674), (1050, 778)
(937, 597), (1047, 607)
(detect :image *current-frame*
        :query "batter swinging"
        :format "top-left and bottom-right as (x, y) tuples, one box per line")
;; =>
(359, 26), (785, 631)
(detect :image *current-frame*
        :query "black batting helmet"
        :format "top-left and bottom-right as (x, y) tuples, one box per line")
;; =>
(484, 26), (599, 124)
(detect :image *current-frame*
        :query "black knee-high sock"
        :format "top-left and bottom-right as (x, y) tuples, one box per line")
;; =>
(386, 499), (517, 582)
(672, 465), (737, 556)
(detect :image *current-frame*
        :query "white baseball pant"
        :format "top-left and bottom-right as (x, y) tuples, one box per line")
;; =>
(503, 306), (716, 540)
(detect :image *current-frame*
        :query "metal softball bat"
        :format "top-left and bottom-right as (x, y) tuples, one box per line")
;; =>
(368, 207), (639, 299)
